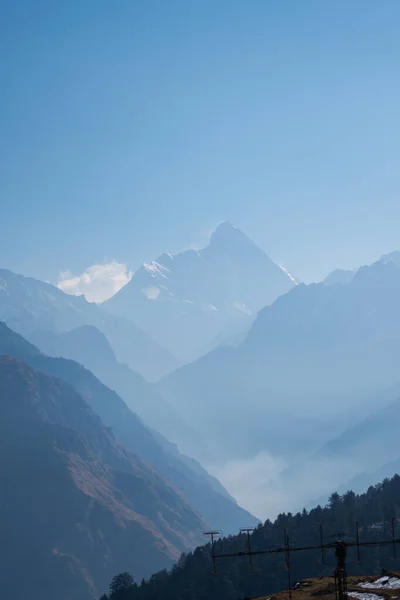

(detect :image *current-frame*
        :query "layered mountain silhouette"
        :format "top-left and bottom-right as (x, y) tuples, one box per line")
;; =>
(156, 259), (400, 461)
(0, 268), (177, 380)
(105, 222), (296, 360)
(29, 325), (200, 456)
(0, 355), (205, 600)
(4, 239), (400, 590)
(312, 382), (400, 496)
(0, 322), (258, 534)
(322, 250), (400, 287)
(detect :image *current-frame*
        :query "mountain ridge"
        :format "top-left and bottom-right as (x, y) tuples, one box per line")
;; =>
(104, 222), (296, 360)
(0, 268), (177, 380)
(156, 258), (400, 469)
(0, 355), (206, 599)
(1, 322), (258, 533)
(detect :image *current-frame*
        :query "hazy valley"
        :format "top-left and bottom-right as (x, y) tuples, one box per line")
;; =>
(2, 219), (400, 599)
(4, 3), (400, 597)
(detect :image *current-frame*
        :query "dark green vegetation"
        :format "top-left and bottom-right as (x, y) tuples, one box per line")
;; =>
(101, 475), (400, 600)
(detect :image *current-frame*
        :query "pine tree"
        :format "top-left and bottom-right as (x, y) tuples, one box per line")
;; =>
(109, 572), (135, 599)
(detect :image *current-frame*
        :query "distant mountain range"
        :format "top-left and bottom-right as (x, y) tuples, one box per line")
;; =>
(156, 257), (400, 468)
(29, 324), (197, 454)
(0, 268), (177, 381)
(3, 231), (400, 597)
(322, 250), (400, 286)
(105, 221), (296, 360)
(0, 222), (297, 375)
(309, 381), (400, 501)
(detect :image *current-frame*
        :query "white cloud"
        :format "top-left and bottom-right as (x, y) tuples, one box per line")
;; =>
(57, 261), (132, 303)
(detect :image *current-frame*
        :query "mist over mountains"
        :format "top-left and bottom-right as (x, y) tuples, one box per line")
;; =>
(2, 223), (400, 597)
(5, 1), (400, 597)
(154, 247), (400, 516)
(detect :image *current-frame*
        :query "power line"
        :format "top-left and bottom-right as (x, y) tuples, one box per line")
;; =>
(205, 519), (400, 600)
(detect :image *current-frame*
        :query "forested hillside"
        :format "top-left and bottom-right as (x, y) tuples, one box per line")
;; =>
(101, 475), (400, 600)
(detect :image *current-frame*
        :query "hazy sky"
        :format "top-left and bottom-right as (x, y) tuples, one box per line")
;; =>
(2, 0), (400, 286)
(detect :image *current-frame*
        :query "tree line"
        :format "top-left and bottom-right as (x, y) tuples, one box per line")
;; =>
(101, 475), (400, 600)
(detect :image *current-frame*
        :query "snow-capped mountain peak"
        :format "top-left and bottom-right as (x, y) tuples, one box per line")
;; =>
(105, 223), (296, 359)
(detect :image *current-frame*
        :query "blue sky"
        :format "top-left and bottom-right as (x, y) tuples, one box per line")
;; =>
(1, 0), (400, 286)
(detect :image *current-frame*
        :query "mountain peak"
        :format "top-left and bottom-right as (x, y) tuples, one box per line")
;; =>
(214, 220), (237, 233)
(209, 221), (257, 251)
(211, 221), (241, 239)
(106, 222), (295, 359)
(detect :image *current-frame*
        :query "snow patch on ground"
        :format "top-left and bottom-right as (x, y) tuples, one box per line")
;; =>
(143, 261), (170, 279)
(0, 279), (9, 294)
(277, 263), (299, 284)
(360, 577), (400, 590)
(349, 592), (383, 600)
(234, 301), (252, 315)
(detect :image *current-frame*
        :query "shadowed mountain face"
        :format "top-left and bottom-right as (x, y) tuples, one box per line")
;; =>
(1, 322), (258, 533)
(104, 222), (295, 360)
(29, 324), (213, 463)
(156, 260), (400, 463)
(29, 325), (188, 446)
(0, 356), (206, 600)
(0, 268), (177, 381)
(309, 383), (400, 500)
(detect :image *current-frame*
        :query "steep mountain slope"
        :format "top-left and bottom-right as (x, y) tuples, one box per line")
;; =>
(30, 325), (233, 490)
(0, 356), (205, 600)
(0, 268), (177, 380)
(105, 222), (295, 360)
(29, 325), (200, 455)
(0, 322), (258, 533)
(157, 260), (400, 462)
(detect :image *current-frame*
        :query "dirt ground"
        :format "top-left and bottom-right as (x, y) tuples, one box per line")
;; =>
(251, 572), (400, 600)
